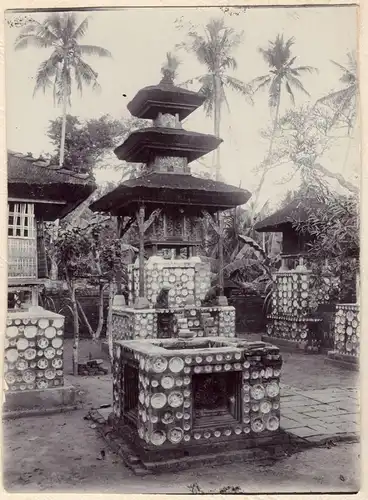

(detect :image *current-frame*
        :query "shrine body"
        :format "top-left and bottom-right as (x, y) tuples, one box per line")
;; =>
(4, 151), (95, 414)
(91, 70), (284, 463)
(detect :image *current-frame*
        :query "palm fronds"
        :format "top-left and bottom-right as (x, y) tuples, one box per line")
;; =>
(15, 12), (112, 107)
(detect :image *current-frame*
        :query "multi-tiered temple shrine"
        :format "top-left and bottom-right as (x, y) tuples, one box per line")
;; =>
(91, 68), (284, 469)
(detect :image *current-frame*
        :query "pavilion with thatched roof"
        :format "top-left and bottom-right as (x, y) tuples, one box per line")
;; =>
(254, 197), (326, 264)
(4, 150), (95, 414)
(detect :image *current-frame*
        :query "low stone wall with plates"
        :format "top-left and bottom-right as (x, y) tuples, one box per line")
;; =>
(112, 338), (282, 450)
(4, 308), (65, 392)
(111, 306), (236, 341)
(333, 303), (360, 358)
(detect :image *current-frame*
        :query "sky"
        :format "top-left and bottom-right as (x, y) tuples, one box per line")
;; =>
(5, 5), (359, 209)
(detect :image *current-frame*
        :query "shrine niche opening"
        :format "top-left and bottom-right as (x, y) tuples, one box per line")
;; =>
(192, 371), (242, 429)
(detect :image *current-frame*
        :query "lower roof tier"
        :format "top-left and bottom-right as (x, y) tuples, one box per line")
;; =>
(90, 172), (252, 216)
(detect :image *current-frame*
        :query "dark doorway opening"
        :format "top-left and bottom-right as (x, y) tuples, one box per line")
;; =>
(192, 370), (242, 429)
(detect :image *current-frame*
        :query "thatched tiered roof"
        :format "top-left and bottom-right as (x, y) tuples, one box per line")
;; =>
(7, 151), (96, 220)
(90, 172), (251, 216)
(254, 197), (326, 233)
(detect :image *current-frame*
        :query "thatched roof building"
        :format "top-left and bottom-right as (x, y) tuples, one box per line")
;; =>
(8, 150), (96, 220)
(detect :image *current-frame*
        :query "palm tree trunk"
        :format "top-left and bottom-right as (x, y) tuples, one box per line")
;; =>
(251, 94), (281, 220)
(213, 73), (222, 181)
(59, 86), (68, 167)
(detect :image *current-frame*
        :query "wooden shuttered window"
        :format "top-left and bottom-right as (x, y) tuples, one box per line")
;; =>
(8, 202), (39, 279)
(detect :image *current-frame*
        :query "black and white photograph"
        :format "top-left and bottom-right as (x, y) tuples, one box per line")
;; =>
(2, 3), (361, 494)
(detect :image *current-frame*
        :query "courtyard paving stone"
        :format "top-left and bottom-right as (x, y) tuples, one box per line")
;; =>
(279, 385), (359, 444)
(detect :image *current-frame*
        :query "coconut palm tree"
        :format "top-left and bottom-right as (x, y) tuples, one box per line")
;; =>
(250, 34), (317, 210)
(177, 18), (253, 181)
(316, 51), (358, 133)
(14, 12), (112, 167)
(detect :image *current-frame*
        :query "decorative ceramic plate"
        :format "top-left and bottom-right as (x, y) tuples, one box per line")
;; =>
(38, 319), (49, 330)
(37, 337), (49, 349)
(6, 326), (18, 338)
(51, 358), (63, 369)
(151, 431), (166, 446)
(44, 347), (56, 359)
(37, 380), (49, 389)
(45, 368), (56, 380)
(168, 428), (183, 444)
(22, 370), (36, 383)
(151, 393), (167, 409)
(251, 418), (265, 433)
(162, 411), (174, 424)
(161, 375), (175, 389)
(51, 338), (63, 349)
(15, 358), (28, 371)
(151, 380), (159, 388)
(169, 357), (184, 373)
(168, 391), (184, 408)
(352, 320), (358, 328)
(266, 415), (280, 431)
(152, 357), (168, 373)
(45, 327), (56, 339)
(24, 326), (37, 339)
(53, 318), (64, 329)
(15, 338), (29, 351)
(5, 372), (16, 385)
(260, 400), (272, 413)
(347, 310), (354, 322)
(37, 358), (49, 370)
(264, 367), (273, 378)
(6, 349), (19, 363)
(266, 381), (280, 398)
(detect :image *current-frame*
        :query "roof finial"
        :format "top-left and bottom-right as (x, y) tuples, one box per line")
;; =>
(160, 52), (180, 85)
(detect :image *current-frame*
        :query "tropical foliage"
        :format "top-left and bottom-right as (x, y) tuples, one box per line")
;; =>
(250, 34), (317, 211)
(269, 105), (359, 193)
(14, 12), (112, 166)
(316, 51), (358, 133)
(176, 18), (253, 179)
(293, 193), (359, 301)
(47, 114), (147, 174)
(54, 213), (137, 370)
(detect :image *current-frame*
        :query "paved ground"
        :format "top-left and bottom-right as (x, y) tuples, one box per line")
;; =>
(280, 386), (359, 441)
(2, 338), (360, 493)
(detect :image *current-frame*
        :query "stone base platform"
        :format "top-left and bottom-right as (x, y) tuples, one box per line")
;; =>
(261, 336), (307, 353)
(325, 351), (359, 372)
(88, 409), (300, 476)
(3, 384), (78, 419)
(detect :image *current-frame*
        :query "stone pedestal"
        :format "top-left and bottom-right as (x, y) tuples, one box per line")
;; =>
(3, 307), (76, 417)
(264, 269), (323, 352)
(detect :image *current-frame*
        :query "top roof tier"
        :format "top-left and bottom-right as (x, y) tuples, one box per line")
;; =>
(127, 74), (206, 121)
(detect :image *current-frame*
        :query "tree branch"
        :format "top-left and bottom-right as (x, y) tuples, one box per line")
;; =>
(313, 163), (358, 194)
